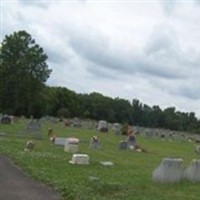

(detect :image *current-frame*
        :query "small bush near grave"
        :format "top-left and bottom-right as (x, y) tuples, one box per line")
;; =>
(121, 123), (129, 135)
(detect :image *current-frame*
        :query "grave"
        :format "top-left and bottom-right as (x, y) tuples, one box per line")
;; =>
(72, 117), (81, 127)
(152, 157), (184, 183)
(184, 159), (200, 182)
(97, 120), (108, 132)
(195, 145), (200, 154)
(64, 138), (79, 153)
(90, 136), (100, 150)
(100, 161), (114, 166)
(112, 123), (121, 135)
(26, 120), (42, 140)
(119, 140), (128, 150)
(145, 130), (154, 139)
(1, 115), (11, 124)
(127, 133), (136, 149)
(69, 154), (89, 165)
(54, 137), (67, 146)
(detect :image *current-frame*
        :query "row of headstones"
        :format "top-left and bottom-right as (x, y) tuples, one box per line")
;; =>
(54, 135), (139, 152)
(152, 157), (200, 183)
(52, 138), (115, 166)
(53, 137), (100, 150)
(143, 128), (200, 142)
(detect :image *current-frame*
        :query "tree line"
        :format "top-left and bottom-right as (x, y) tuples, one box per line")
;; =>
(1, 30), (200, 133)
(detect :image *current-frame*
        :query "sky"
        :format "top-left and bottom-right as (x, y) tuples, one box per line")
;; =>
(1, 0), (200, 117)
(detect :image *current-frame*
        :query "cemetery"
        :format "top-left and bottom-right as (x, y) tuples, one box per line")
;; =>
(1, 117), (200, 200)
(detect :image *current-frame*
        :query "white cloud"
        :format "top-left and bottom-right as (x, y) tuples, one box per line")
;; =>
(2, 0), (200, 117)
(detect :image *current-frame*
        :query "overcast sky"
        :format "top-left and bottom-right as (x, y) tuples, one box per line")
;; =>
(1, 0), (200, 117)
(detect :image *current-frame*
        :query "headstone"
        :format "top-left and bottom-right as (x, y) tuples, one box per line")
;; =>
(54, 137), (67, 146)
(64, 138), (79, 153)
(97, 120), (108, 132)
(100, 161), (114, 166)
(72, 117), (81, 127)
(184, 159), (200, 182)
(127, 134), (136, 149)
(90, 136), (100, 150)
(26, 119), (42, 139)
(69, 154), (89, 165)
(112, 123), (121, 135)
(1, 115), (11, 124)
(119, 140), (128, 150)
(152, 158), (183, 183)
(145, 130), (153, 139)
(195, 145), (200, 154)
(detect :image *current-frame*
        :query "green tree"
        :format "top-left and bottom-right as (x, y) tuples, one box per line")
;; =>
(0, 30), (52, 116)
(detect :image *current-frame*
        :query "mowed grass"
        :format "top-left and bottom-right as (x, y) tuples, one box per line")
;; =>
(0, 118), (200, 200)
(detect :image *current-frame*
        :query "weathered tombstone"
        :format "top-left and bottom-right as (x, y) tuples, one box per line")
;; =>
(72, 117), (81, 127)
(1, 115), (11, 124)
(195, 145), (200, 154)
(54, 137), (67, 146)
(90, 136), (100, 150)
(64, 138), (79, 153)
(119, 140), (128, 150)
(100, 161), (114, 166)
(69, 154), (89, 165)
(97, 120), (108, 132)
(24, 140), (35, 151)
(112, 123), (121, 135)
(152, 158), (184, 183)
(127, 134), (136, 149)
(26, 119), (42, 140)
(145, 130), (153, 139)
(184, 159), (200, 182)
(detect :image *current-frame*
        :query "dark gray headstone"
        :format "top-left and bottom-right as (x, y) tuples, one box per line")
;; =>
(119, 140), (128, 150)
(1, 115), (11, 124)
(26, 120), (42, 140)
(72, 117), (81, 127)
(90, 136), (100, 150)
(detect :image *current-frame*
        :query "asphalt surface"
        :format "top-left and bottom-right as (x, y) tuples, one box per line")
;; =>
(0, 155), (61, 200)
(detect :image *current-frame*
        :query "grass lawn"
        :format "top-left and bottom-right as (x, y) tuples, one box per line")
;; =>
(0, 118), (200, 200)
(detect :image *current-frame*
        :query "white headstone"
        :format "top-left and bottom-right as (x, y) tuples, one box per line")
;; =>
(97, 120), (108, 132)
(112, 123), (121, 135)
(152, 158), (183, 183)
(69, 154), (89, 165)
(184, 159), (200, 182)
(64, 138), (79, 153)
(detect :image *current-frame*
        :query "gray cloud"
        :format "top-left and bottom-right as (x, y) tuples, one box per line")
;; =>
(3, 0), (200, 116)
(161, 0), (176, 16)
(18, 0), (52, 8)
(67, 23), (188, 80)
(179, 86), (200, 100)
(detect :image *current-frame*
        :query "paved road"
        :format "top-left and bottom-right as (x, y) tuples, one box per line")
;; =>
(0, 155), (61, 200)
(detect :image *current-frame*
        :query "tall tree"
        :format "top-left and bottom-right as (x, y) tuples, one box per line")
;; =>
(0, 30), (52, 116)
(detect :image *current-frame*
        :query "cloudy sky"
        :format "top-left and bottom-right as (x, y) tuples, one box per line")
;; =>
(1, 0), (200, 117)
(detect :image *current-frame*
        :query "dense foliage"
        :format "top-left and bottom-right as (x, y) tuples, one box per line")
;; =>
(1, 30), (200, 133)
(0, 30), (52, 117)
(40, 86), (200, 133)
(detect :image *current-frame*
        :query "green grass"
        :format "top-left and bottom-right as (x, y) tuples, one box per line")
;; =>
(0, 118), (200, 200)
